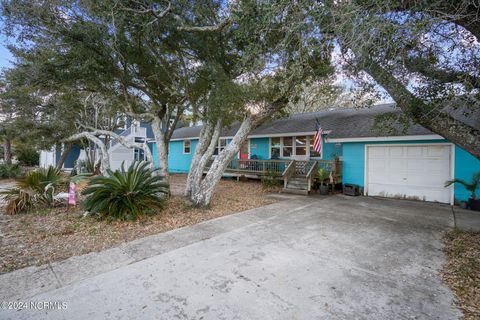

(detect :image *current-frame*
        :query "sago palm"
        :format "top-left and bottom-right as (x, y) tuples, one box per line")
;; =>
(82, 162), (170, 220)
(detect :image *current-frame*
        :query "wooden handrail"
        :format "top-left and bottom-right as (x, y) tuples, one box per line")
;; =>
(282, 160), (295, 177)
(282, 160), (295, 189)
(305, 161), (318, 179)
(305, 161), (317, 192)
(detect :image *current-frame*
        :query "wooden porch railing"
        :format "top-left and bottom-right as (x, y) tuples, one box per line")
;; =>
(205, 158), (342, 186)
(222, 159), (292, 175)
(282, 160), (296, 189)
(305, 161), (318, 192)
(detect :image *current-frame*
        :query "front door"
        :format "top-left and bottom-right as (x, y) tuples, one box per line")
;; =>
(239, 141), (249, 159)
(292, 136), (308, 161)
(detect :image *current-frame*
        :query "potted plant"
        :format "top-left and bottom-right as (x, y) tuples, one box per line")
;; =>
(317, 168), (330, 195)
(445, 172), (480, 211)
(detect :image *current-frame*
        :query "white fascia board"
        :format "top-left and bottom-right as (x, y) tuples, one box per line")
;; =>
(325, 134), (444, 143)
(169, 130), (332, 142)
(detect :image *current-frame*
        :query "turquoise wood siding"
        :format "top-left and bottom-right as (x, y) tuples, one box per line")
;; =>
(250, 138), (270, 159)
(152, 139), (199, 173)
(168, 139), (198, 173)
(342, 143), (365, 186)
(322, 142), (342, 160)
(161, 138), (340, 171)
(454, 146), (480, 201)
(341, 140), (480, 202)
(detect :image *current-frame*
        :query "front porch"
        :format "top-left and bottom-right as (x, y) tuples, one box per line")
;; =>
(205, 159), (342, 194)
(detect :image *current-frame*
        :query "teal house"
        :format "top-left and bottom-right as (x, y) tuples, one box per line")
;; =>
(160, 104), (479, 205)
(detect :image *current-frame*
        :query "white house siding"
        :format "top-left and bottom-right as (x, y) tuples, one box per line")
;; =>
(110, 145), (134, 171)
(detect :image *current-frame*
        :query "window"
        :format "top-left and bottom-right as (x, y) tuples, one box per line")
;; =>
(134, 148), (145, 161)
(283, 137), (293, 157)
(183, 139), (191, 154)
(270, 137), (281, 159)
(270, 135), (323, 158)
(309, 135), (321, 158)
(214, 138), (228, 155)
(295, 136), (307, 156)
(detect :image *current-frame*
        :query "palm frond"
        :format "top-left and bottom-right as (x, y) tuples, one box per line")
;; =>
(82, 161), (170, 220)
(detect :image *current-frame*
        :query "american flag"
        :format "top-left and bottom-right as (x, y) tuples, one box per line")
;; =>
(313, 121), (323, 154)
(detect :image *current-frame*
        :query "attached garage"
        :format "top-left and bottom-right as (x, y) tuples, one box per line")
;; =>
(365, 144), (453, 204)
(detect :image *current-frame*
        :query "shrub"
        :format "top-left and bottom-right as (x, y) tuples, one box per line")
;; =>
(317, 168), (330, 186)
(261, 170), (282, 189)
(16, 148), (39, 166)
(82, 162), (170, 220)
(0, 163), (23, 179)
(0, 166), (63, 214)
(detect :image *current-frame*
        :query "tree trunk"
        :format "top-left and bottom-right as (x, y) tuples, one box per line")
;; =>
(185, 122), (213, 196)
(151, 116), (169, 178)
(191, 117), (254, 207)
(3, 139), (12, 165)
(362, 59), (480, 159)
(190, 119), (222, 198)
(188, 98), (288, 207)
(82, 128), (155, 171)
(55, 143), (72, 171)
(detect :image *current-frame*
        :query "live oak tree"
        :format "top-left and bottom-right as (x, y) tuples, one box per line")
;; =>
(1, 64), (131, 173)
(310, 0), (480, 159)
(0, 67), (79, 166)
(2, 0), (194, 177)
(184, 1), (335, 207)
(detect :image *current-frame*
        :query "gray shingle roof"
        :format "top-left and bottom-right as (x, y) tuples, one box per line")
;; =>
(171, 103), (480, 140)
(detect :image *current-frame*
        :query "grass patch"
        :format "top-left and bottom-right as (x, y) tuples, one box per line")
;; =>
(442, 229), (480, 320)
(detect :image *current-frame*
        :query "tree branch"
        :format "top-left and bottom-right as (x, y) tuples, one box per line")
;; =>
(175, 17), (232, 32)
(362, 58), (480, 159)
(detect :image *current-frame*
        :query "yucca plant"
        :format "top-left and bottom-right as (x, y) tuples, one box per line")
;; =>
(82, 162), (170, 220)
(0, 166), (63, 214)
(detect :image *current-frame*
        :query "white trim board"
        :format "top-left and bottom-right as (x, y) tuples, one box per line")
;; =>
(170, 130), (332, 142)
(326, 134), (444, 143)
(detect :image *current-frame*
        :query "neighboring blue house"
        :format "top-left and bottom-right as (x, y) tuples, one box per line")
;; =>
(163, 104), (480, 205)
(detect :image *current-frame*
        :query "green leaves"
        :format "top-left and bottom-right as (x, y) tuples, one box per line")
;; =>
(82, 161), (170, 220)
(0, 166), (63, 214)
(445, 172), (480, 200)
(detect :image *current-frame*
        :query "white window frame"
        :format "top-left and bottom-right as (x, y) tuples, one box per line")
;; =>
(269, 135), (323, 159)
(213, 138), (228, 156)
(183, 139), (191, 154)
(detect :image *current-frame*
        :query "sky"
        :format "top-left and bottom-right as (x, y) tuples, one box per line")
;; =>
(0, 20), (14, 70)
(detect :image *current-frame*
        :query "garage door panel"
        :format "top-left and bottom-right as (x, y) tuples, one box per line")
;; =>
(406, 146), (423, 157)
(367, 145), (452, 204)
(389, 159), (405, 170)
(406, 173), (448, 186)
(427, 146), (450, 157)
(368, 183), (451, 203)
(388, 147), (404, 157)
(370, 147), (387, 157)
(369, 159), (387, 170)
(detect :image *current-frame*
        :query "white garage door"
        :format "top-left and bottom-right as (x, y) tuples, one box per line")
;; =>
(366, 144), (452, 204)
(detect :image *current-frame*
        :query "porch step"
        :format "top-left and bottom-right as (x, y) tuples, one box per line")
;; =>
(282, 188), (309, 195)
(286, 181), (309, 189)
(286, 175), (309, 188)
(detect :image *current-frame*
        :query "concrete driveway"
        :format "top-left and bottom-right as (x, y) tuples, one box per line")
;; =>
(0, 195), (469, 319)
